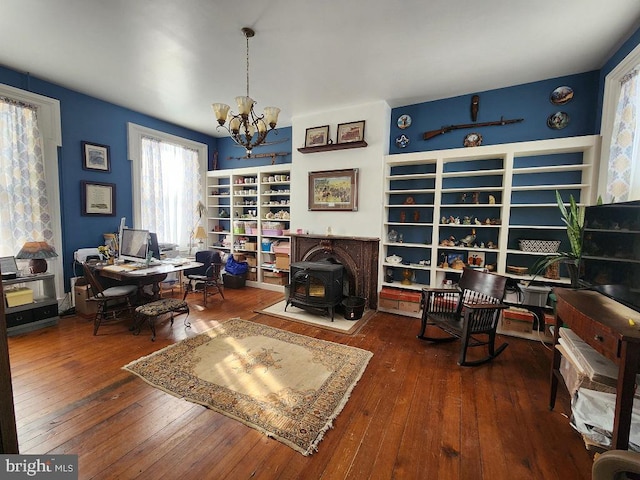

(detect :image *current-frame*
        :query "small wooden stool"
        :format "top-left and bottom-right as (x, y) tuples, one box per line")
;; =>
(134, 298), (190, 341)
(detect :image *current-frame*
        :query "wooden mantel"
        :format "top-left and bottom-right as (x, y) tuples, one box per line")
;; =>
(290, 233), (380, 310)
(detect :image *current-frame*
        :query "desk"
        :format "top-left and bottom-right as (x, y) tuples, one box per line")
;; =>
(549, 288), (640, 450)
(95, 262), (202, 301)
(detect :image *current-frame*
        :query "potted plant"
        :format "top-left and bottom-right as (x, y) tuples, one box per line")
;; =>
(532, 191), (585, 287)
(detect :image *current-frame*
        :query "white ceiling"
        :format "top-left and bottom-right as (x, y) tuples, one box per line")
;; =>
(1, 0), (639, 137)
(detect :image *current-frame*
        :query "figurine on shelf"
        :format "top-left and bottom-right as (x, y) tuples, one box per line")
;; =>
(489, 194), (496, 204)
(413, 210), (420, 222)
(401, 268), (413, 285)
(463, 216), (471, 225)
(472, 192), (480, 204)
(460, 228), (476, 247)
(400, 210), (406, 223)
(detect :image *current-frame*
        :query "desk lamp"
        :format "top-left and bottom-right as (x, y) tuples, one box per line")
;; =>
(194, 226), (207, 250)
(16, 241), (58, 274)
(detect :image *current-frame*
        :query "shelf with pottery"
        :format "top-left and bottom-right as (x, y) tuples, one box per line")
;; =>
(380, 135), (600, 326)
(207, 165), (292, 291)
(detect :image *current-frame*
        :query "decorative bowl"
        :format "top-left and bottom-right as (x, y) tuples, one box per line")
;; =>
(386, 255), (403, 264)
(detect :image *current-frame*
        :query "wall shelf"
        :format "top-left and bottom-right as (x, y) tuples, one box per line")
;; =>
(297, 140), (367, 154)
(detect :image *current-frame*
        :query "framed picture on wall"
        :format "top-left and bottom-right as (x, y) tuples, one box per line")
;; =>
(82, 141), (111, 172)
(304, 125), (330, 147)
(336, 120), (365, 144)
(308, 168), (358, 211)
(81, 181), (116, 216)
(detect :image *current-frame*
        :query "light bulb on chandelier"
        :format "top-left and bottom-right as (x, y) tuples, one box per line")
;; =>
(212, 27), (280, 157)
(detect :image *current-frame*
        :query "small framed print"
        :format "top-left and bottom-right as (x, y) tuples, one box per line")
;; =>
(308, 168), (358, 211)
(81, 181), (116, 216)
(82, 141), (111, 172)
(337, 120), (365, 144)
(304, 125), (330, 147)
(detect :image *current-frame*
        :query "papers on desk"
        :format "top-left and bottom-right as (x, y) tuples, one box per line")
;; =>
(101, 265), (131, 272)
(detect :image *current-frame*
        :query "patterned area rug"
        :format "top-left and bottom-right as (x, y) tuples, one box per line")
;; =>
(123, 318), (373, 455)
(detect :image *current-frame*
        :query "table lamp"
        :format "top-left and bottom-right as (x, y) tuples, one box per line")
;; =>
(194, 226), (207, 250)
(16, 241), (58, 274)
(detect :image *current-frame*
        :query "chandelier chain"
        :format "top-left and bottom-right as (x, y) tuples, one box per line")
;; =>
(246, 31), (250, 98)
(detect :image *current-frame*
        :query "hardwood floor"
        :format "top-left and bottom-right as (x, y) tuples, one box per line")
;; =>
(7, 287), (593, 479)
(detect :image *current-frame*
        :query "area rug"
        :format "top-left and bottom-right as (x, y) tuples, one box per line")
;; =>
(123, 318), (373, 455)
(257, 300), (374, 335)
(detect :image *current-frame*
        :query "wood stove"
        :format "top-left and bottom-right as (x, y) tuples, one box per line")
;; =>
(285, 259), (344, 321)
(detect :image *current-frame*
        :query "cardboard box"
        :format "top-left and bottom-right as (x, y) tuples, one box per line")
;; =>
(501, 316), (533, 334)
(263, 276), (288, 286)
(74, 285), (97, 318)
(246, 269), (257, 281)
(399, 300), (421, 313)
(379, 287), (421, 303)
(273, 243), (290, 254)
(246, 256), (257, 267)
(244, 242), (257, 251)
(5, 287), (34, 307)
(379, 297), (399, 309)
(263, 270), (286, 278)
(275, 253), (290, 270)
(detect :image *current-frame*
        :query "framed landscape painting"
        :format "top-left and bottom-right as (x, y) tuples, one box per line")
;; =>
(308, 168), (358, 211)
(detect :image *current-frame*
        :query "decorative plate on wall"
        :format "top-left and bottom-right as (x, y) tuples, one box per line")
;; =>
(395, 134), (410, 148)
(550, 86), (574, 105)
(397, 114), (412, 129)
(463, 132), (482, 147)
(547, 111), (570, 130)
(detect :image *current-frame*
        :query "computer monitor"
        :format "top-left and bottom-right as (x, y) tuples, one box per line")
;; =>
(119, 228), (149, 263)
(148, 232), (161, 259)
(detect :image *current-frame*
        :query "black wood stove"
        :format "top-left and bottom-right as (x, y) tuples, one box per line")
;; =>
(285, 259), (344, 321)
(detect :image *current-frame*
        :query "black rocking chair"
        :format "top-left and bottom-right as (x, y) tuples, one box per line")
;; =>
(417, 267), (509, 366)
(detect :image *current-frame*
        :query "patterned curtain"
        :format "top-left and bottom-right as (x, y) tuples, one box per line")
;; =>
(140, 136), (202, 249)
(607, 67), (640, 202)
(0, 97), (54, 256)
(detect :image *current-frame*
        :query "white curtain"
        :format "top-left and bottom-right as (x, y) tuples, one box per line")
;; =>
(607, 67), (640, 202)
(0, 97), (55, 256)
(140, 136), (202, 250)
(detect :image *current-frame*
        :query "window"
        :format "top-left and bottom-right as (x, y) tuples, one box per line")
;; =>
(0, 83), (62, 296)
(600, 43), (640, 202)
(127, 123), (207, 252)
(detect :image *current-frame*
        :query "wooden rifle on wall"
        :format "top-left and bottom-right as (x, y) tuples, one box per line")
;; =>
(423, 116), (524, 141)
(226, 151), (290, 165)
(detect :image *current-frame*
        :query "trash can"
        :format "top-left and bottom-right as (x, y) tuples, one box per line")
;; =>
(342, 296), (366, 320)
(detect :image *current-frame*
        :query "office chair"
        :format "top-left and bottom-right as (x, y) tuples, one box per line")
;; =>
(82, 263), (138, 335)
(182, 250), (225, 306)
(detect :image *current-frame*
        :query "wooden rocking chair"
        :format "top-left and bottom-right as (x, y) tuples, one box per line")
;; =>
(417, 267), (509, 366)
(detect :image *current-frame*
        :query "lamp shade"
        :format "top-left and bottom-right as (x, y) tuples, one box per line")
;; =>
(194, 226), (207, 240)
(15, 241), (58, 274)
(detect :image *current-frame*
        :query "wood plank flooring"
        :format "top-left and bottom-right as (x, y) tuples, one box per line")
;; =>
(6, 287), (593, 479)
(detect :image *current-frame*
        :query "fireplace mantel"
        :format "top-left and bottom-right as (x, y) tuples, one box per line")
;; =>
(290, 234), (379, 310)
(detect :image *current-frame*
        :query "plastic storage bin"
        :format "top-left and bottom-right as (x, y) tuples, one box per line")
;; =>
(520, 285), (551, 307)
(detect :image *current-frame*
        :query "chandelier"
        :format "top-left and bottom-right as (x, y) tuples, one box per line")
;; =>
(212, 27), (280, 156)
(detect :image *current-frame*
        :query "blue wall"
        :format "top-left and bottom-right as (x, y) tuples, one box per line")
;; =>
(215, 126), (293, 170)
(0, 66), (217, 290)
(388, 71), (600, 154)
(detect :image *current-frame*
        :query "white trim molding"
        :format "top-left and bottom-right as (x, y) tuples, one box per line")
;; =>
(126, 122), (208, 229)
(599, 42), (640, 201)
